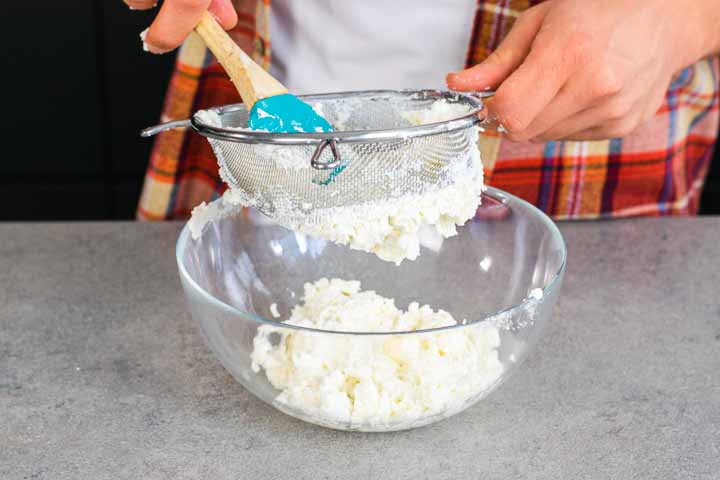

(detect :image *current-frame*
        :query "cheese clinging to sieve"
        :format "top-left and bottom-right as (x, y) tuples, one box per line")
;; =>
(189, 98), (484, 264)
(283, 145), (483, 264)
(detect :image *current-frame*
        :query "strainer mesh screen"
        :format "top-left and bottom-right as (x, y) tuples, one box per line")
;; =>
(202, 92), (480, 225)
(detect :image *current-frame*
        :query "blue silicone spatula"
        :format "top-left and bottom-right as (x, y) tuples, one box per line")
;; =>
(194, 12), (332, 133)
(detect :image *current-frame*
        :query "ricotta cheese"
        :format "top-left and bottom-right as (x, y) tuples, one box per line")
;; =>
(250, 278), (504, 429)
(285, 150), (483, 264)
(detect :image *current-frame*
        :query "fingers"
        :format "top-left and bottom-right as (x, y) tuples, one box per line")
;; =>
(486, 41), (569, 139)
(513, 72), (618, 141)
(124, 0), (157, 10)
(536, 97), (636, 141)
(446, 4), (549, 91)
(539, 79), (668, 142)
(141, 0), (237, 54)
(484, 20), (631, 141)
(561, 94), (666, 142)
(527, 90), (630, 141)
(208, 0), (238, 29)
(145, 0), (211, 53)
(560, 112), (643, 141)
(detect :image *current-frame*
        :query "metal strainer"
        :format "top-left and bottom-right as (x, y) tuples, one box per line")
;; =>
(142, 89), (492, 225)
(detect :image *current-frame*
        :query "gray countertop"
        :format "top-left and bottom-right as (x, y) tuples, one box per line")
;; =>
(1, 219), (719, 479)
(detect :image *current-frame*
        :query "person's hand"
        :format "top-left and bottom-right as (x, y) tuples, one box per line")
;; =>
(125, 0), (237, 54)
(447, 0), (720, 142)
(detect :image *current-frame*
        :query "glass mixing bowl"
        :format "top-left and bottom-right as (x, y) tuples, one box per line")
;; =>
(177, 187), (566, 432)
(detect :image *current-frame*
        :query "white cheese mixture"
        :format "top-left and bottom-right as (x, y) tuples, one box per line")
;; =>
(251, 278), (504, 429)
(285, 151), (483, 264)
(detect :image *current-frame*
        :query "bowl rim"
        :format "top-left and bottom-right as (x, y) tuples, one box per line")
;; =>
(176, 186), (567, 336)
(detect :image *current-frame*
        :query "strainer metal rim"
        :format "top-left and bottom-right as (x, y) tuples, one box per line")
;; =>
(190, 89), (490, 146)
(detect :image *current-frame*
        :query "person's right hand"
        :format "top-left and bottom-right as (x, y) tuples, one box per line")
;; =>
(125, 0), (237, 54)
(447, 0), (720, 142)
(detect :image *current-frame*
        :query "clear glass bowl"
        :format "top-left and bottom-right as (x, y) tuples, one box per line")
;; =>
(177, 187), (566, 432)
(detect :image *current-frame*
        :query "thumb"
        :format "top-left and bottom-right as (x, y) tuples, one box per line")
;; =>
(447, 4), (548, 91)
(144, 0), (237, 54)
(209, 0), (238, 30)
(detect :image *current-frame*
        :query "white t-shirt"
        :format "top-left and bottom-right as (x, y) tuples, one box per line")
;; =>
(269, 0), (476, 94)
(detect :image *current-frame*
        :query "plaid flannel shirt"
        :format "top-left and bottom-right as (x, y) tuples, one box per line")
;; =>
(138, 0), (720, 220)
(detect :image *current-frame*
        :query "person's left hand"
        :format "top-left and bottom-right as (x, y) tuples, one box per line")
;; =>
(447, 0), (719, 142)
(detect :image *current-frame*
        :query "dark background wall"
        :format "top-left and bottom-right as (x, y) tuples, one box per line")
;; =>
(2, 2), (719, 220)
(2, 1), (174, 220)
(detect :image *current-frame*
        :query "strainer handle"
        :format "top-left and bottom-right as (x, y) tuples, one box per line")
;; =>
(140, 119), (192, 138)
(470, 90), (496, 99)
(466, 90), (503, 131)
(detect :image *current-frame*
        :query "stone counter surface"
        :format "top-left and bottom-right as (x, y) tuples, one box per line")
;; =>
(1, 220), (719, 479)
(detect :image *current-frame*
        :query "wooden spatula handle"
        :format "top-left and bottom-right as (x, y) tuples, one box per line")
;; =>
(194, 12), (287, 109)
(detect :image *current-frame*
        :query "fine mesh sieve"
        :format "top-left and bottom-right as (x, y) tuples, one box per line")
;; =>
(142, 89), (492, 225)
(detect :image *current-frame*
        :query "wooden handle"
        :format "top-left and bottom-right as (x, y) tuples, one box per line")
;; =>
(194, 12), (287, 109)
